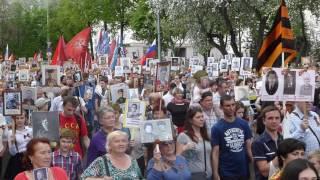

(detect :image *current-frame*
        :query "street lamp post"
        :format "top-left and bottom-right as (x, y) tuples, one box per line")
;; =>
(150, 0), (162, 61)
(156, 8), (161, 61)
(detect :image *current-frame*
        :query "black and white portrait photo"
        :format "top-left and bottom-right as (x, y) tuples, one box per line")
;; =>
(242, 58), (251, 71)
(32, 111), (60, 141)
(98, 55), (107, 65)
(171, 57), (179, 66)
(212, 63), (219, 77)
(190, 58), (200, 66)
(128, 89), (139, 99)
(3, 90), (22, 116)
(140, 119), (173, 143)
(261, 68), (315, 102)
(114, 66), (124, 77)
(299, 72), (314, 96)
(123, 100), (146, 127)
(240, 57), (253, 75)
(7, 72), (16, 82)
(231, 57), (241, 71)
(206, 66), (213, 77)
(73, 71), (82, 82)
(219, 59), (228, 72)
(110, 83), (129, 104)
(283, 71), (296, 95)
(127, 103), (141, 118)
(22, 86), (37, 106)
(133, 65), (141, 74)
(265, 70), (279, 95)
(207, 57), (215, 66)
(18, 69), (29, 82)
(33, 168), (48, 180)
(120, 57), (131, 73)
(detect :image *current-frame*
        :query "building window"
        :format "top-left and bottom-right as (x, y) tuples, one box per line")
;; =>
(193, 49), (198, 56)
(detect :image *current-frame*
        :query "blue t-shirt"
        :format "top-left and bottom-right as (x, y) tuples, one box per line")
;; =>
(211, 118), (252, 177)
(146, 155), (191, 180)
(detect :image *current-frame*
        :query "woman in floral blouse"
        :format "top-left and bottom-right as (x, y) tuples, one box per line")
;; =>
(81, 130), (142, 180)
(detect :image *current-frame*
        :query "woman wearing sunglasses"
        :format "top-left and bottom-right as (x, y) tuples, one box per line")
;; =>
(146, 140), (191, 180)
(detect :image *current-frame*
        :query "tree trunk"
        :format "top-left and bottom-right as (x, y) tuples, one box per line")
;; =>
(219, 6), (241, 57)
(87, 21), (94, 60)
(298, 4), (309, 57)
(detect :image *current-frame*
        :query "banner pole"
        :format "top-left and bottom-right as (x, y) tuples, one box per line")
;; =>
(281, 52), (286, 114)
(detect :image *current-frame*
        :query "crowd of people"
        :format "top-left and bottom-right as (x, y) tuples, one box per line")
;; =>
(0, 60), (320, 180)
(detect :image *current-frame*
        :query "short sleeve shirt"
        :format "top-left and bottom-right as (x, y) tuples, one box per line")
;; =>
(59, 113), (88, 157)
(211, 118), (252, 177)
(252, 131), (282, 180)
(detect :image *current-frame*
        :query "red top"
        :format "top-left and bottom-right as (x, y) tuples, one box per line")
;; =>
(14, 167), (68, 180)
(59, 113), (88, 157)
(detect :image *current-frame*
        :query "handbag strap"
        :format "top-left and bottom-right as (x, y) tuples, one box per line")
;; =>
(292, 112), (320, 147)
(103, 155), (110, 176)
(203, 140), (207, 172)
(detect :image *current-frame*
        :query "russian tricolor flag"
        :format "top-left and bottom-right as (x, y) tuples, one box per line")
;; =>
(140, 39), (157, 65)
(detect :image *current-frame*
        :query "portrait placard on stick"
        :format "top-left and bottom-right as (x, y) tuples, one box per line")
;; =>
(123, 100), (146, 128)
(261, 68), (315, 102)
(171, 57), (180, 71)
(234, 86), (249, 101)
(132, 65), (141, 74)
(3, 90), (22, 116)
(41, 65), (60, 86)
(190, 57), (200, 66)
(219, 59), (228, 72)
(32, 111), (60, 142)
(140, 119), (173, 143)
(231, 57), (241, 72)
(21, 86), (37, 106)
(155, 61), (171, 92)
(98, 55), (108, 66)
(240, 57), (253, 76)
(19, 69), (29, 82)
(110, 83), (129, 104)
(120, 57), (131, 73)
(114, 66), (124, 77)
(191, 65), (203, 76)
(206, 66), (213, 78)
(207, 57), (215, 66)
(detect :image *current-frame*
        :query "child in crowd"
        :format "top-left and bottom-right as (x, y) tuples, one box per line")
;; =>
(52, 128), (82, 180)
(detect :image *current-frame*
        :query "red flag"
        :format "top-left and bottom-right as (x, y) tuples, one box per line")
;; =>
(108, 39), (116, 65)
(33, 52), (38, 62)
(51, 36), (67, 65)
(65, 27), (91, 66)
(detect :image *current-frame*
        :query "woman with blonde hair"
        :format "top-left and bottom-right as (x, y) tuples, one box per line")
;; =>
(81, 130), (142, 179)
(308, 150), (320, 174)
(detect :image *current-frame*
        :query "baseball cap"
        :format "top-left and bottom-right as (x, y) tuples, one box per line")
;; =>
(35, 98), (50, 108)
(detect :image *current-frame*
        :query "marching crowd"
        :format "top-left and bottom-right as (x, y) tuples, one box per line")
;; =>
(0, 64), (320, 180)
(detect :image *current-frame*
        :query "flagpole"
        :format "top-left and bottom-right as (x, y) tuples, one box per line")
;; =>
(281, 52), (286, 118)
(156, 4), (161, 61)
(281, 52), (284, 68)
(46, 0), (52, 62)
(88, 22), (95, 61)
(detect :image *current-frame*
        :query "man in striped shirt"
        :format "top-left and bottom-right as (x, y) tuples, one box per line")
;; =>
(52, 129), (82, 180)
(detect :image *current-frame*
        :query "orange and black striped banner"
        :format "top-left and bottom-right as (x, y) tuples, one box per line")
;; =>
(257, 0), (297, 71)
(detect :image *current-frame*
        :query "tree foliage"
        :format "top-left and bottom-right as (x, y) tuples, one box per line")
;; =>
(1, 0), (320, 61)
